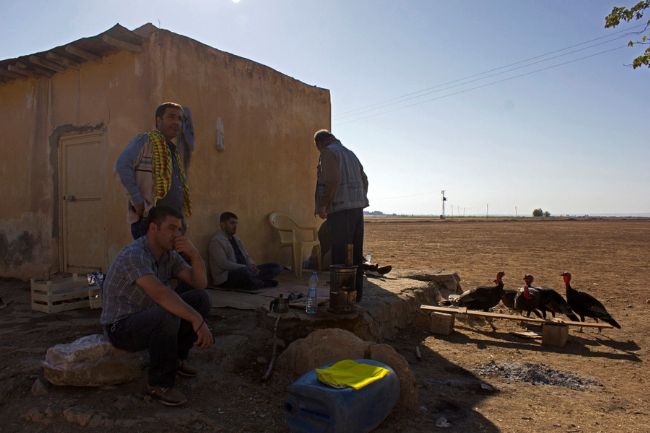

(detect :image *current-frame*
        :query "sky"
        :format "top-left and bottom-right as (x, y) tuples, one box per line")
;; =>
(1, 0), (648, 216)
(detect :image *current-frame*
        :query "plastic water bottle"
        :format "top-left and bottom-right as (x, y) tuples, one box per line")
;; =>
(306, 272), (318, 315)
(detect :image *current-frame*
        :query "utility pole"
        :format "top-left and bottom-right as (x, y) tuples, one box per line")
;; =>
(515, 206), (518, 217)
(440, 190), (446, 219)
(486, 203), (489, 218)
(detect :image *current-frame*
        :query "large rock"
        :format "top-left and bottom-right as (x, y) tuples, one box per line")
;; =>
(277, 328), (418, 408)
(424, 272), (463, 303)
(277, 328), (370, 376)
(43, 334), (145, 386)
(368, 343), (418, 408)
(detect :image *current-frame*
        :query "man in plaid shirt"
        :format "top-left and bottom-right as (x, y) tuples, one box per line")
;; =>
(101, 205), (213, 406)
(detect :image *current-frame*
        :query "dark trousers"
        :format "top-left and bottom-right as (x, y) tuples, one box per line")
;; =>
(106, 289), (211, 387)
(328, 208), (365, 301)
(131, 218), (148, 240)
(219, 263), (283, 290)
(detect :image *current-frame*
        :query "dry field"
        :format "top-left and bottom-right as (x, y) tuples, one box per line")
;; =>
(0, 218), (647, 433)
(366, 217), (649, 433)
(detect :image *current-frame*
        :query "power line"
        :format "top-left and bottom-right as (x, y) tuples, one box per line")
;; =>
(334, 24), (644, 123)
(336, 44), (626, 125)
(334, 24), (643, 120)
(335, 37), (625, 121)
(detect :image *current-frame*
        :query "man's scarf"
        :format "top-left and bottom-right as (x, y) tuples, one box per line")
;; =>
(148, 129), (192, 216)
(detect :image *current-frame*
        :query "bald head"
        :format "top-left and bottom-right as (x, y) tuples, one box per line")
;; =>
(314, 129), (336, 150)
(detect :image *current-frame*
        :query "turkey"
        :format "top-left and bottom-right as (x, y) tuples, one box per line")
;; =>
(440, 271), (505, 330)
(501, 289), (541, 319)
(501, 290), (517, 311)
(537, 287), (579, 322)
(513, 275), (544, 318)
(561, 272), (621, 330)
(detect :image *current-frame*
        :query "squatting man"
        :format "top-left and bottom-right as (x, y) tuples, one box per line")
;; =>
(100, 205), (213, 407)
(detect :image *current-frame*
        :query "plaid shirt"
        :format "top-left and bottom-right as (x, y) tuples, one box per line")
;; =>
(100, 237), (190, 325)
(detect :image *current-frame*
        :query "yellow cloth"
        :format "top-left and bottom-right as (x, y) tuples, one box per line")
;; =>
(315, 360), (389, 390)
(149, 129), (192, 216)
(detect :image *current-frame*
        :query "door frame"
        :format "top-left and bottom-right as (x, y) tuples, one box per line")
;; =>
(57, 131), (107, 273)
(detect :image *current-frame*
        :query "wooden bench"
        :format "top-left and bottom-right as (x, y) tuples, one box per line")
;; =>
(420, 304), (613, 347)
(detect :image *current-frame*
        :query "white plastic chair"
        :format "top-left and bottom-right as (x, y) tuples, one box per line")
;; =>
(268, 212), (321, 277)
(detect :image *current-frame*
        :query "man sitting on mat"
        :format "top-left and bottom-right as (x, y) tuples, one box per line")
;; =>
(208, 211), (283, 290)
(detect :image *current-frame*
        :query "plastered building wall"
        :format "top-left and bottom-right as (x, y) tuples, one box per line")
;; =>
(0, 27), (329, 279)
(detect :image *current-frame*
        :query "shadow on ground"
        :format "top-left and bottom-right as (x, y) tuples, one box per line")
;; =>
(447, 323), (641, 362)
(0, 272), (504, 433)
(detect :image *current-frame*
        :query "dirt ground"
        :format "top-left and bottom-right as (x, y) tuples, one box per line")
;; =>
(0, 218), (648, 432)
(365, 217), (649, 433)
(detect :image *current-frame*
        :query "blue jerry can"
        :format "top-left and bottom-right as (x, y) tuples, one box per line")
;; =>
(285, 359), (400, 433)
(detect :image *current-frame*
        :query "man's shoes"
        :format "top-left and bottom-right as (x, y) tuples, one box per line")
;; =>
(177, 360), (198, 378)
(362, 263), (379, 272)
(377, 265), (392, 275)
(145, 385), (188, 406)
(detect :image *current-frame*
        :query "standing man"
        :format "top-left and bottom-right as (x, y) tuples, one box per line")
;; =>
(100, 205), (213, 407)
(314, 130), (369, 301)
(208, 212), (284, 290)
(116, 102), (192, 239)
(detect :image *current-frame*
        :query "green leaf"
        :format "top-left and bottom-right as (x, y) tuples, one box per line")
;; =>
(604, 2), (649, 69)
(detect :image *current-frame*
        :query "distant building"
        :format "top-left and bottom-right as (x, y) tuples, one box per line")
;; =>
(0, 24), (330, 279)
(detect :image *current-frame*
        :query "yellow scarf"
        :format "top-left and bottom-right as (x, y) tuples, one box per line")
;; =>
(148, 130), (192, 216)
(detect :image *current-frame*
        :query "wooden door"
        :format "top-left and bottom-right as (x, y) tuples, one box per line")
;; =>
(59, 132), (107, 273)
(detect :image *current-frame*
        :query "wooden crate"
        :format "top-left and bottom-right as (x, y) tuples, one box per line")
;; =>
(31, 274), (92, 313)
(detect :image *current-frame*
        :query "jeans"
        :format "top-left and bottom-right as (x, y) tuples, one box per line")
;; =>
(218, 263), (284, 290)
(106, 289), (211, 387)
(327, 208), (365, 301)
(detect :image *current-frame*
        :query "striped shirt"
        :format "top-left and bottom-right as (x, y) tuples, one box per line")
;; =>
(100, 237), (190, 325)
